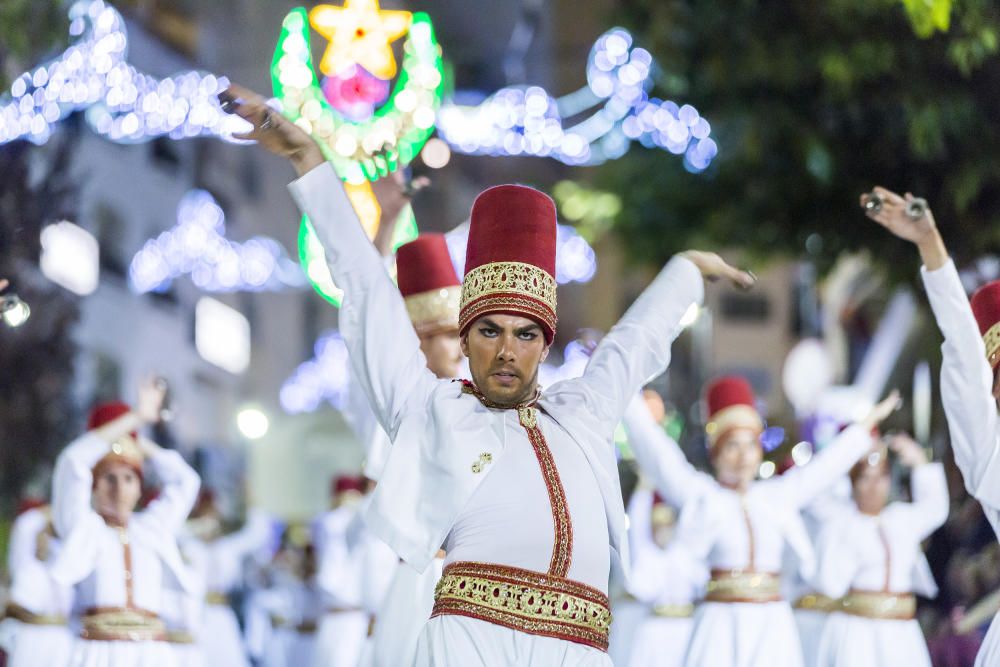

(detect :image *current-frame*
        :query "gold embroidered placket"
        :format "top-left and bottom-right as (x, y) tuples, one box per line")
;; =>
(985, 321), (1000, 367)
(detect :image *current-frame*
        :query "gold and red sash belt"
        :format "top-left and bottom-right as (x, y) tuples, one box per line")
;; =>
(4, 602), (67, 626)
(793, 593), (840, 613)
(80, 607), (166, 642)
(705, 569), (782, 604)
(270, 614), (319, 634)
(652, 603), (695, 618)
(205, 591), (230, 606)
(431, 561), (612, 652)
(165, 629), (196, 644)
(839, 589), (916, 620)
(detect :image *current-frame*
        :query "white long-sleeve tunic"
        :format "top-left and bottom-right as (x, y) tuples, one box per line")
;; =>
(812, 463), (948, 667)
(921, 259), (1000, 667)
(49, 433), (201, 667)
(624, 394), (875, 667)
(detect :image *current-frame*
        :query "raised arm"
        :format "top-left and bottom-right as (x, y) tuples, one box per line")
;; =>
(623, 395), (716, 509)
(770, 391), (901, 509)
(887, 434), (949, 540)
(862, 186), (1000, 506)
(51, 432), (113, 538)
(220, 84), (436, 439)
(138, 438), (201, 534)
(576, 252), (753, 431)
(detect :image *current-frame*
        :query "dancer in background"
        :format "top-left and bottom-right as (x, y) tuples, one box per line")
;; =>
(813, 432), (947, 666)
(863, 185), (1000, 666)
(625, 374), (901, 667)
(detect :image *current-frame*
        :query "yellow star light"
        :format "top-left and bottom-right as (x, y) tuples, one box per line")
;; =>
(309, 0), (412, 81)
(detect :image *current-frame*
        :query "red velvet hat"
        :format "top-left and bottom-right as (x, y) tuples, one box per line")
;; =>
(87, 401), (143, 479)
(331, 475), (365, 497)
(459, 185), (558, 344)
(397, 234), (462, 336)
(704, 376), (764, 451)
(971, 280), (1000, 369)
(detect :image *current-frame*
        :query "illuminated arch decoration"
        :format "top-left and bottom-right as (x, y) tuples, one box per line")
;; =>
(271, 7), (445, 184)
(0, 0), (248, 146)
(437, 28), (718, 172)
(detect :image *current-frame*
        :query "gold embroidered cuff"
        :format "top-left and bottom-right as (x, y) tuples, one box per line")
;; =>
(405, 286), (461, 335)
(432, 561), (612, 651)
(81, 607), (166, 642)
(705, 569), (782, 604)
(839, 590), (916, 620)
(985, 321), (1000, 369)
(793, 593), (839, 613)
(652, 603), (695, 618)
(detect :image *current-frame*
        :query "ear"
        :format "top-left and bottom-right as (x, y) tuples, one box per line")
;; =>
(460, 333), (470, 358)
(539, 343), (550, 364)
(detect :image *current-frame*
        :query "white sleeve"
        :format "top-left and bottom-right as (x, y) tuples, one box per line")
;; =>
(140, 449), (201, 534)
(288, 164), (439, 439)
(7, 510), (46, 577)
(921, 260), (1000, 508)
(893, 462), (950, 541)
(770, 424), (873, 509)
(51, 433), (109, 538)
(624, 395), (716, 509)
(570, 256), (704, 435)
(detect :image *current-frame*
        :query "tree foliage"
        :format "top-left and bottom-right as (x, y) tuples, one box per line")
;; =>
(600, 0), (1000, 278)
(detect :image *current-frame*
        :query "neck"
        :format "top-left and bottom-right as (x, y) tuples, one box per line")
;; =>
(98, 510), (130, 528)
(717, 477), (751, 493)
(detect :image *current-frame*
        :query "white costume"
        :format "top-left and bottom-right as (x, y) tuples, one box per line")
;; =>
(50, 434), (201, 667)
(183, 509), (271, 667)
(622, 487), (707, 667)
(921, 259), (1000, 666)
(812, 462), (947, 666)
(4, 506), (74, 667)
(288, 163), (704, 665)
(623, 395), (874, 667)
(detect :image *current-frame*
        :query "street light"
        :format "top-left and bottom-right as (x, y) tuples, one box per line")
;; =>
(236, 407), (269, 440)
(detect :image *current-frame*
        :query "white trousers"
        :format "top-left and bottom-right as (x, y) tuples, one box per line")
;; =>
(815, 612), (931, 667)
(684, 601), (804, 667)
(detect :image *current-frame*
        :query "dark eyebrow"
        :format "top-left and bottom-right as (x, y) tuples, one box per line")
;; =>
(479, 318), (501, 329)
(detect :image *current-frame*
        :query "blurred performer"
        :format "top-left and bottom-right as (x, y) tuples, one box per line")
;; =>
(311, 475), (371, 667)
(622, 482), (707, 667)
(863, 186), (1000, 666)
(624, 375), (901, 667)
(221, 82), (751, 666)
(812, 433), (947, 666)
(343, 230), (465, 667)
(3, 500), (74, 667)
(50, 378), (201, 667)
(182, 490), (272, 667)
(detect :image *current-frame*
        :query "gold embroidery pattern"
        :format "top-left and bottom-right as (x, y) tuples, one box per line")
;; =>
(651, 603), (695, 618)
(81, 607), (166, 642)
(705, 569), (782, 603)
(4, 602), (66, 626)
(984, 321), (1000, 368)
(706, 404), (763, 449)
(459, 382), (573, 577)
(460, 261), (556, 312)
(459, 293), (557, 338)
(793, 593), (839, 613)
(839, 590), (916, 620)
(432, 561), (611, 651)
(404, 286), (461, 334)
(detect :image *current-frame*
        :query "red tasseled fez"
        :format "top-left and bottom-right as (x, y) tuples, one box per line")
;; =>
(459, 184), (558, 344)
(397, 234), (462, 336)
(331, 475), (365, 497)
(704, 376), (764, 452)
(971, 280), (1000, 369)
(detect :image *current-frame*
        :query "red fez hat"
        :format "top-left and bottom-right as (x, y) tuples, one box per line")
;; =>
(331, 475), (365, 497)
(87, 401), (144, 480)
(705, 376), (764, 451)
(397, 234), (462, 336)
(15, 497), (46, 517)
(971, 280), (1000, 369)
(459, 184), (558, 344)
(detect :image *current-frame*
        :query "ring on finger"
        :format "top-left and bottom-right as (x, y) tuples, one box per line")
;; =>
(260, 110), (274, 131)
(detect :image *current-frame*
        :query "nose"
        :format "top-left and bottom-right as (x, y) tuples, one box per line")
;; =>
(495, 332), (516, 363)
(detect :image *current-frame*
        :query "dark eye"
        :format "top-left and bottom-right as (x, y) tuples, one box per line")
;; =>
(518, 331), (537, 340)
(479, 328), (498, 338)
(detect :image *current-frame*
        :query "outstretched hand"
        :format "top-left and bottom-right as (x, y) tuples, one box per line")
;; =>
(861, 186), (938, 245)
(861, 390), (902, 431)
(136, 376), (168, 425)
(218, 84), (325, 176)
(679, 250), (756, 290)
(886, 432), (928, 468)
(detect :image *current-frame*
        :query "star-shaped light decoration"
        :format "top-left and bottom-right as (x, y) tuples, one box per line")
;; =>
(309, 0), (412, 81)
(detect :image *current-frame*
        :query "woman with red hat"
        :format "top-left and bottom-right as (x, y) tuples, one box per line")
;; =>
(811, 432), (947, 667)
(624, 375), (901, 667)
(48, 377), (201, 667)
(863, 186), (1000, 666)
(220, 84), (752, 666)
